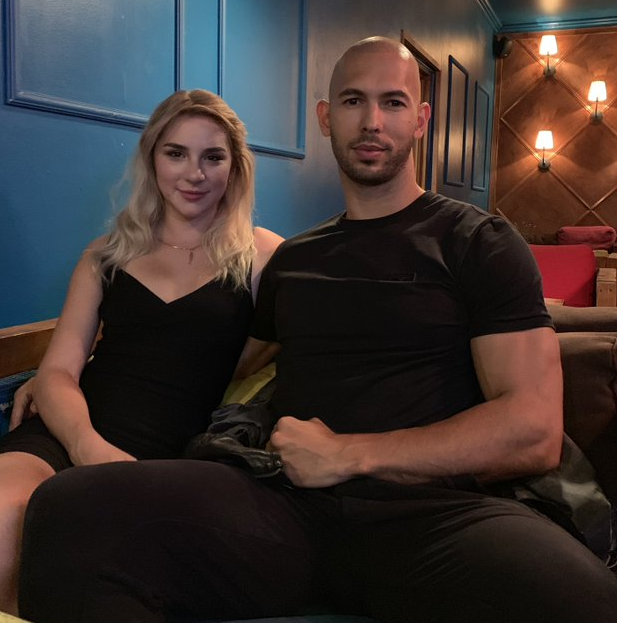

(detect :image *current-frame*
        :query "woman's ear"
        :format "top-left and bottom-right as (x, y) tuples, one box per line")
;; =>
(316, 99), (331, 137)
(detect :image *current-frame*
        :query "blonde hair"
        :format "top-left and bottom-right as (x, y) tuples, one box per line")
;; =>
(98, 89), (255, 290)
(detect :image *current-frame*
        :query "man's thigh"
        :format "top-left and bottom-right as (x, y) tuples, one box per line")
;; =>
(20, 460), (334, 623)
(328, 489), (617, 623)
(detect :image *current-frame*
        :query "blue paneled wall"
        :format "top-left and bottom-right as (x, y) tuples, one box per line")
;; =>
(0, 0), (497, 326)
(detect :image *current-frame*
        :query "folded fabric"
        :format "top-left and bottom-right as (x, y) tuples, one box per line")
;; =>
(558, 226), (616, 251)
(183, 434), (283, 478)
(490, 434), (614, 561)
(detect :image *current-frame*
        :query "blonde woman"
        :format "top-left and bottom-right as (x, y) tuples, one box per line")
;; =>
(0, 89), (282, 614)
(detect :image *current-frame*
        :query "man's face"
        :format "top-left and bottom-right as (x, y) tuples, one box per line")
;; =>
(319, 47), (428, 187)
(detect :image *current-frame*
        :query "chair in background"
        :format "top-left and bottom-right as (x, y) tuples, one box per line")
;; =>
(529, 244), (616, 307)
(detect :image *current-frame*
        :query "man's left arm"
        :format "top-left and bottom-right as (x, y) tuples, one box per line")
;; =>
(270, 326), (563, 488)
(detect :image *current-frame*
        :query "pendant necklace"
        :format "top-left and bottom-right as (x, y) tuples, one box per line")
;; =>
(157, 238), (201, 264)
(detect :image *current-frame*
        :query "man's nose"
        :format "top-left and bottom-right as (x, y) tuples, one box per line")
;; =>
(361, 103), (382, 133)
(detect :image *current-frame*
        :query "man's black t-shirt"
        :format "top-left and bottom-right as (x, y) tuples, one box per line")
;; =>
(251, 191), (552, 434)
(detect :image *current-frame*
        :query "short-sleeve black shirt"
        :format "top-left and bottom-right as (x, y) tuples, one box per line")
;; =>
(251, 191), (552, 434)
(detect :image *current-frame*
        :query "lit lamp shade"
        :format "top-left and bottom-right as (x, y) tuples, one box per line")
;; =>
(539, 35), (558, 56)
(588, 81), (607, 122)
(588, 81), (607, 102)
(535, 130), (554, 150)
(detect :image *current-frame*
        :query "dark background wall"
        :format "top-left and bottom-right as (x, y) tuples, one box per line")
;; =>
(0, 0), (497, 327)
(4, 0), (615, 327)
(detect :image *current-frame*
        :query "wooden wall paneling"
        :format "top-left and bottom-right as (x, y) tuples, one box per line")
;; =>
(444, 55), (469, 187)
(491, 27), (617, 239)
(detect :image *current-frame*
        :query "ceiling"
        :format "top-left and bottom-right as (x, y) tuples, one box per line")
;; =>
(489, 0), (617, 31)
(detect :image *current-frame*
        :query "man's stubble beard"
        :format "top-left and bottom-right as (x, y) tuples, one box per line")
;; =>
(330, 133), (416, 187)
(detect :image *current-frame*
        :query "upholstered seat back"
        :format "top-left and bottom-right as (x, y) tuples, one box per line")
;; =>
(530, 244), (597, 307)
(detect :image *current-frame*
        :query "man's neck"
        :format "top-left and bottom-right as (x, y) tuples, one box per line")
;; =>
(342, 176), (426, 220)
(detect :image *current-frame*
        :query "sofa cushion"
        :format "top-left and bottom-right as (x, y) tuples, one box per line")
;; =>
(548, 304), (617, 333)
(558, 332), (617, 506)
(558, 226), (616, 251)
(529, 244), (597, 307)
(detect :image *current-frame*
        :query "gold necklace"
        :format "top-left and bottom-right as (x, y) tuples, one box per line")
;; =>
(157, 238), (201, 264)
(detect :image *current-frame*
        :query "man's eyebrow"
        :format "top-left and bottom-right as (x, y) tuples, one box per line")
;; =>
(381, 90), (411, 101)
(336, 88), (411, 101)
(337, 88), (365, 99)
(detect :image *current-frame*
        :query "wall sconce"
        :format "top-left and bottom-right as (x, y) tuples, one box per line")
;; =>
(539, 35), (558, 76)
(588, 80), (607, 123)
(535, 130), (553, 171)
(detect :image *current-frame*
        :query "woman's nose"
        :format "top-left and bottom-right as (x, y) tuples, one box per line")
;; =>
(187, 162), (206, 182)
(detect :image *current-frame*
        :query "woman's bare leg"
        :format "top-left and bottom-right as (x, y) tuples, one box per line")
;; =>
(0, 452), (55, 615)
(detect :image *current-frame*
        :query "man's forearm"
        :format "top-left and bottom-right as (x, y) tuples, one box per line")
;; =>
(338, 391), (563, 486)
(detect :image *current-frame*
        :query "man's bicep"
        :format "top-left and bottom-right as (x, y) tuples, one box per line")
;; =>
(470, 327), (563, 404)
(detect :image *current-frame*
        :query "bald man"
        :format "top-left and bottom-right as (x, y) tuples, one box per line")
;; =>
(19, 37), (617, 623)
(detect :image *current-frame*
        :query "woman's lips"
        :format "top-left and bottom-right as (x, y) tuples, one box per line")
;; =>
(179, 190), (206, 202)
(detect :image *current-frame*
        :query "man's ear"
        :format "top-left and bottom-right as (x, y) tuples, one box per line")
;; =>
(414, 102), (431, 139)
(316, 99), (331, 137)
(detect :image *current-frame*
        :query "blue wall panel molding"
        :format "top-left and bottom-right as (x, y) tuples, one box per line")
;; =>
(4, 0), (178, 128)
(219, 0), (307, 159)
(444, 55), (469, 188)
(499, 16), (617, 33)
(180, 0), (221, 93)
(471, 82), (490, 192)
(475, 0), (502, 32)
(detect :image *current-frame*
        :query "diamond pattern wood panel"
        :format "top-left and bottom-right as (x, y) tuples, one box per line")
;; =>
(492, 28), (617, 239)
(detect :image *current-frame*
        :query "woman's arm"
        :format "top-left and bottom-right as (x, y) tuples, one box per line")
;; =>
(34, 241), (136, 465)
(250, 227), (284, 302)
(233, 228), (284, 379)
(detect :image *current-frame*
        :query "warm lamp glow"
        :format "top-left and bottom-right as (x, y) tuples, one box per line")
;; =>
(539, 35), (558, 76)
(535, 130), (554, 150)
(588, 81), (607, 102)
(539, 35), (558, 56)
(535, 130), (553, 171)
(588, 81), (608, 122)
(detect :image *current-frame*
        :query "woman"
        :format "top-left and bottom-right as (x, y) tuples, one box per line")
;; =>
(0, 89), (282, 614)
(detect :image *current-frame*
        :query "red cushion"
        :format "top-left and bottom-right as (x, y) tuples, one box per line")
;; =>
(557, 226), (616, 251)
(529, 244), (597, 307)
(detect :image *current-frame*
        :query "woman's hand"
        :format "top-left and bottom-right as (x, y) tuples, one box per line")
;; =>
(9, 376), (38, 431)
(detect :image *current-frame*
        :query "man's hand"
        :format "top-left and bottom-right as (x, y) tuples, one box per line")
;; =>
(68, 428), (137, 466)
(269, 417), (354, 488)
(9, 377), (38, 431)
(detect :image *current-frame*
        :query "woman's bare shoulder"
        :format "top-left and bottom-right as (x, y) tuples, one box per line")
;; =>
(253, 227), (284, 260)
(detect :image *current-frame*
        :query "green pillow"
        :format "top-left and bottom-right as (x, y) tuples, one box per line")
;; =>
(0, 612), (32, 623)
(221, 363), (276, 406)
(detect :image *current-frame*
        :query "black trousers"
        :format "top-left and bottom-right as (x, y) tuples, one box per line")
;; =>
(19, 460), (617, 623)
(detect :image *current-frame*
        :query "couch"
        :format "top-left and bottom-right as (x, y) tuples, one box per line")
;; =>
(1, 307), (617, 622)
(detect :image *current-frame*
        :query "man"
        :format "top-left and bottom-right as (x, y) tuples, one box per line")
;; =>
(19, 37), (617, 623)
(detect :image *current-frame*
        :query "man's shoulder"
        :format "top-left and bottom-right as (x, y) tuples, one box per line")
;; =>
(273, 212), (344, 253)
(421, 192), (515, 244)
(423, 192), (500, 225)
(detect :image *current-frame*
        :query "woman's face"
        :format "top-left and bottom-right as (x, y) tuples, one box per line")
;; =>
(153, 115), (233, 227)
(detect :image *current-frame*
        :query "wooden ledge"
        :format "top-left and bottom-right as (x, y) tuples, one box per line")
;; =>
(0, 319), (57, 378)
